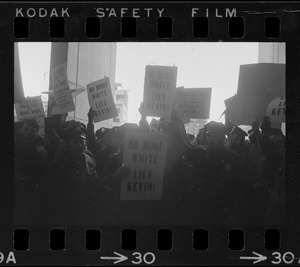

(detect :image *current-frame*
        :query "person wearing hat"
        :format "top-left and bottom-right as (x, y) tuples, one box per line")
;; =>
(230, 125), (248, 138)
(53, 120), (97, 180)
(95, 122), (140, 180)
(94, 126), (123, 179)
(136, 105), (199, 223)
(46, 120), (98, 224)
(191, 121), (252, 225)
(15, 119), (48, 178)
(227, 126), (248, 158)
(258, 116), (280, 160)
(256, 116), (280, 165)
(204, 121), (227, 152)
(14, 118), (49, 224)
(250, 122), (260, 135)
(95, 127), (108, 148)
(44, 114), (68, 163)
(86, 107), (110, 155)
(87, 107), (132, 180)
(260, 116), (272, 136)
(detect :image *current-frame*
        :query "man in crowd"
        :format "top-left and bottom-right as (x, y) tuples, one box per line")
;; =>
(257, 116), (285, 224)
(86, 108), (123, 179)
(47, 120), (98, 224)
(188, 121), (253, 225)
(44, 114), (66, 162)
(14, 119), (48, 223)
(95, 127), (108, 149)
(227, 126), (248, 156)
(86, 107), (108, 155)
(15, 119), (48, 180)
(227, 125), (249, 179)
(96, 127), (124, 180)
(136, 104), (203, 224)
(84, 108), (133, 223)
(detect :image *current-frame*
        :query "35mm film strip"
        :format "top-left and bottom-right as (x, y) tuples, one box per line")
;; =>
(1, 1), (300, 266)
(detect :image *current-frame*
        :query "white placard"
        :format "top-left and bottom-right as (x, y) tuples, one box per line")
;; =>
(50, 63), (75, 115)
(175, 88), (212, 119)
(87, 77), (118, 123)
(15, 96), (45, 119)
(143, 65), (177, 119)
(120, 131), (168, 200)
(14, 96), (45, 136)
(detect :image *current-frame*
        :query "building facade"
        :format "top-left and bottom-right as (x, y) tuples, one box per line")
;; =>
(258, 43), (286, 64)
(48, 42), (129, 131)
(66, 42), (117, 130)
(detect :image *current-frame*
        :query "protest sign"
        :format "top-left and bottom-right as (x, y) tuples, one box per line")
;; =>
(87, 77), (118, 123)
(143, 65), (177, 119)
(228, 63), (285, 125)
(14, 96), (46, 136)
(266, 96), (285, 123)
(15, 96), (45, 119)
(224, 95), (236, 109)
(49, 63), (75, 115)
(175, 88), (211, 119)
(120, 131), (168, 200)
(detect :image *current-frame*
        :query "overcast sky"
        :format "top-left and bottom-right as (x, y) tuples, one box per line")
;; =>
(18, 42), (259, 123)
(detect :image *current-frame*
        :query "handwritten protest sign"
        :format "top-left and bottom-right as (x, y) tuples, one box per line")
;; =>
(143, 65), (177, 119)
(228, 63), (285, 125)
(266, 97), (285, 123)
(120, 131), (168, 200)
(49, 63), (75, 115)
(87, 77), (118, 123)
(175, 88), (212, 119)
(15, 96), (45, 119)
(14, 96), (46, 136)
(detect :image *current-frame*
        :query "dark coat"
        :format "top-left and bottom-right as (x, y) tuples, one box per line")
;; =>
(46, 147), (99, 224)
(187, 146), (252, 225)
(14, 137), (49, 224)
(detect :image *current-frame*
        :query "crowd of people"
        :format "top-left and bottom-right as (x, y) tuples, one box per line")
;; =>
(14, 103), (285, 225)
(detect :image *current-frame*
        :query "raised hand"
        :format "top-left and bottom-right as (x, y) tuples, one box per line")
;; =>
(88, 107), (97, 123)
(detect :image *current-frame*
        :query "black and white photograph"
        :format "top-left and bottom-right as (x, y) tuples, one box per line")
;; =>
(14, 42), (286, 226)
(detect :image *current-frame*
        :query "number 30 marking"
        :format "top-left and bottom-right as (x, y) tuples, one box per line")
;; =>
(132, 252), (156, 265)
(271, 252), (295, 264)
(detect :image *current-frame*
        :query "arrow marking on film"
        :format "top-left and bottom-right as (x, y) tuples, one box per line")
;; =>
(101, 251), (128, 264)
(240, 251), (267, 264)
